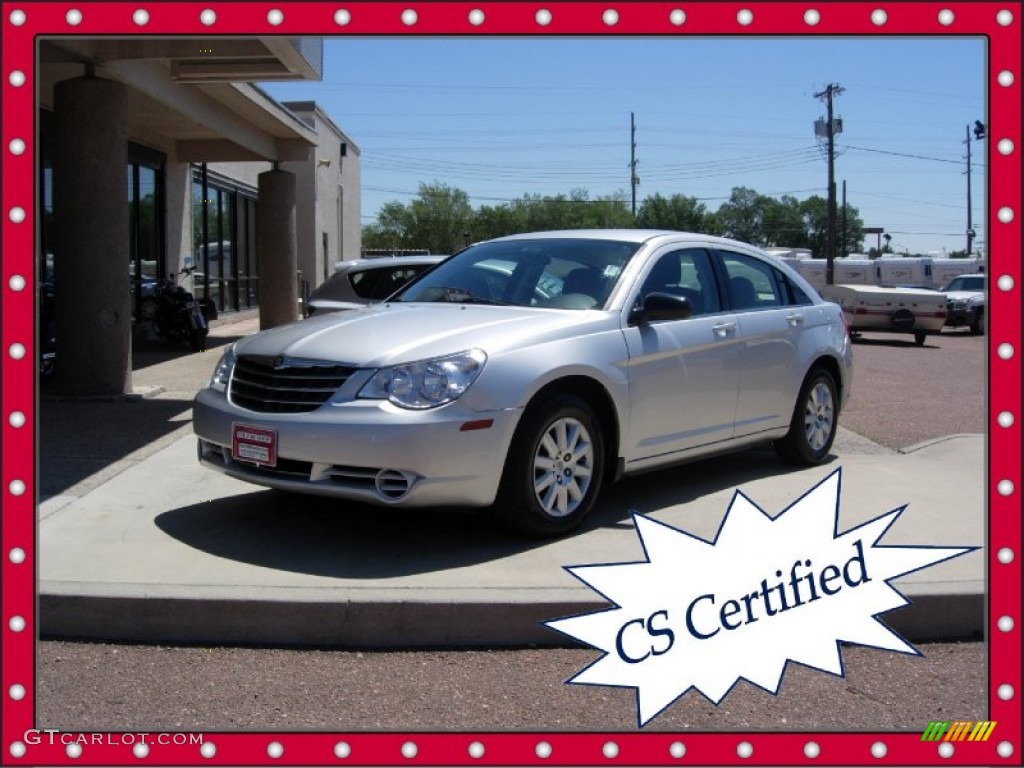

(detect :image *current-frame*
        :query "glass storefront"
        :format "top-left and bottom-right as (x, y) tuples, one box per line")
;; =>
(191, 165), (258, 313)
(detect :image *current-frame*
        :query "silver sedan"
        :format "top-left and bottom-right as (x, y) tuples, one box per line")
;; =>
(194, 230), (853, 537)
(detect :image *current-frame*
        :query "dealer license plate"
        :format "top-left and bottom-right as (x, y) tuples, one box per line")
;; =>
(231, 423), (278, 467)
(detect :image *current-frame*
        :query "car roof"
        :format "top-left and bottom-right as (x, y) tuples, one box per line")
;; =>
(332, 255), (447, 273)
(484, 228), (764, 251)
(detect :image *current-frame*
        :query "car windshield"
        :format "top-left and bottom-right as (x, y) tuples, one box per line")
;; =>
(392, 238), (641, 309)
(942, 276), (985, 292)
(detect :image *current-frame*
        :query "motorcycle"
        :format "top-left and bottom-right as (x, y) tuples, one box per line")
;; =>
(150, 266), (211, 351)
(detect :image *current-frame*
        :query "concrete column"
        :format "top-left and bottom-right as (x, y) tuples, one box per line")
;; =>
(256, 168), (298, 329)
(52, 76), (131, 396)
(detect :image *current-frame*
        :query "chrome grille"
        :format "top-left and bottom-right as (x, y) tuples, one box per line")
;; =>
(229, 356), (355, 413)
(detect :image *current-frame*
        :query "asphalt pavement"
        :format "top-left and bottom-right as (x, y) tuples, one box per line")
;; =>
(38, 313), (987, 647)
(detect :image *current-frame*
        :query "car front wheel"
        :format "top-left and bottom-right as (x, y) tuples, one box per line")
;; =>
(775, 367), (838, 466)
(495, 395), (604, 538)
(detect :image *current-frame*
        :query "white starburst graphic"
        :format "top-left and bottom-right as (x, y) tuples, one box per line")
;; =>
(545, 469), (976, 727)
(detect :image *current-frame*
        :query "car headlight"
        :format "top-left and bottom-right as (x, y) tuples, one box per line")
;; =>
(210, 345), (236, 393)
(358, 349), (487, 409)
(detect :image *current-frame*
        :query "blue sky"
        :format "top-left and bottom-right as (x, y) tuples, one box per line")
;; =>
(262, 36), (986, 256)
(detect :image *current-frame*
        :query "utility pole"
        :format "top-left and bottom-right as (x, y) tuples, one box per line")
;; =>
(630, 112), (638, 218)
(965, 120), (985, 256)
(841, 180), (847, 257)
(814, 83), (844, 284)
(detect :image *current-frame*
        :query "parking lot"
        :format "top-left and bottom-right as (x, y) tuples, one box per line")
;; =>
(34, 316), (991, 734)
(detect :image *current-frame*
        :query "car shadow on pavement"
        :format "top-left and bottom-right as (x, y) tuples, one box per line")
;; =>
(153, 445), (835, 579)
(130, 332), (246, 371)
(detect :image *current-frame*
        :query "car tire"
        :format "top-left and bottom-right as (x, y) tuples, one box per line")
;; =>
(970, 309), (984, 335)
(494, 394), (604, 538)
(775, 367), (838, 466)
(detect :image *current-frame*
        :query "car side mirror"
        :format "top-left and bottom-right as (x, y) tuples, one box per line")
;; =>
(629, 292), (694, 326)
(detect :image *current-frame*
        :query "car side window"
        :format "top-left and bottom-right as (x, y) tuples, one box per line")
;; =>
(639, 248), (721, 316)
(351, 266), (427, 300)
(718, 251), (784, 310)
(772, 267), (814, 306)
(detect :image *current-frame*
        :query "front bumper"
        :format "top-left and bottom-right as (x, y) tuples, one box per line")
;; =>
(193, 388), (521, 508)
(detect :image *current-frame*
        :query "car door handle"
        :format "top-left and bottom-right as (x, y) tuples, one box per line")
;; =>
(712, 322), (737, 338)
(785, 313), (805, 327)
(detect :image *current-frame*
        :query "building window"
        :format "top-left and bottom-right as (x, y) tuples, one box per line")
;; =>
(192, 165), (258, 313)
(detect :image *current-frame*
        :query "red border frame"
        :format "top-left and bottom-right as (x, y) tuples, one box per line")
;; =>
(2, 2), (1020, 765)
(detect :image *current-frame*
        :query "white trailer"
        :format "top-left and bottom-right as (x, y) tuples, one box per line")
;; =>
(874, 256), (934, 288)
(931, 257), (985, 289)
(821, 284), (947, 346)
(832, 257), (876, 285)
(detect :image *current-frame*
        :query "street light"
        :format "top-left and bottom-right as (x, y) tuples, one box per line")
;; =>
(966, 120), (985, 256)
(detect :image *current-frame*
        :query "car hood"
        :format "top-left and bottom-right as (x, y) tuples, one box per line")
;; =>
(233, 302), (617, 367)
(945, 290), (984, 301)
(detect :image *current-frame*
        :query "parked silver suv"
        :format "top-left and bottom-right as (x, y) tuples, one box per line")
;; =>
(194, 230), (853, 537)
(941, 274), (985, 335)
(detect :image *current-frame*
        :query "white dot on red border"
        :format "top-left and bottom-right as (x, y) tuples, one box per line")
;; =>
(8, 684), (26, 700)
(669, 742), (686, 758)
(603, 741), (619, 758)
(66, 743), (82, 759)
(536, 741), (552, 759)
(997, 615), (1015, 632)
(469, 9), (484, 25)
(401, 8), (417, 25)
(9, 548), (26, 563)
(66, 8), (82, 25)
(267, 9), (284, 25)
(9, 479), (26, 496)
(998, 480), (1015, 496)
(334, 742), (351, 758)
(200, 8), (216, 25)
(401, 742), (417, 759)
(938, 742), (955, 758)
(998, 343), (1015, 360)
(9, 138), (26, 155)
(9, 70), (26, 87)
(938, 9), (954, 25)
(9, 274), (26, 291)
(997, 206), (1015, 223)
(998, 70), (1015, 87)
(737, 741), (753, 758)
(669, 9), (685, 25)
(9, 616), (26, 632)
(334, 9), (351, 25)
(132, 9), (149, 25)
(9, 9), (26, 25)
(9, 207), (26, 223)
(998, 275), (1015, 291)
(871, 9), (887, 24)
(536, 9), (552, 25)
(737, 9), (753, 25)
(804, 10), (820, 25)
(998, 138), (1014, 155)
(871, 742), (887, 758)
(804, 742), (821, 758)
(468, 741), (485, 758)
(200, 742), (216, 758)
(9, 343), (26, 360)
(997, 9), (1014, 25)
(133, 743), (149, 758)
(267, 742), (283, 758)
(9, 742), (26, 758)
(10, 411), (27, 428)
(603, 9), (619, 26)
(997, 742), (1014, 758)
(998, 683), (1015, 699)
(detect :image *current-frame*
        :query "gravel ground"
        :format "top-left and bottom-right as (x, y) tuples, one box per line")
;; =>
(38, 641), (984, 732)
(839, 331), (986, 450)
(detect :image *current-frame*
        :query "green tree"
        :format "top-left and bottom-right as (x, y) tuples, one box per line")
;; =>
(635, 193), (715, 232)
(714, 187), (766, 244)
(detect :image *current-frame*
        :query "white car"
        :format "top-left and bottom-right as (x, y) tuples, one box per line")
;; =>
(306, 255), (446, 315)
(194, 230), (853, 537)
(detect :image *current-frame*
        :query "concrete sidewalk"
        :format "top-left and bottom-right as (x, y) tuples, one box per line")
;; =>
(38, 315), (987, 647)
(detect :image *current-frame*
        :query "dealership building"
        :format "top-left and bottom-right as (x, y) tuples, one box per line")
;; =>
(37, 37), (360, 396)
